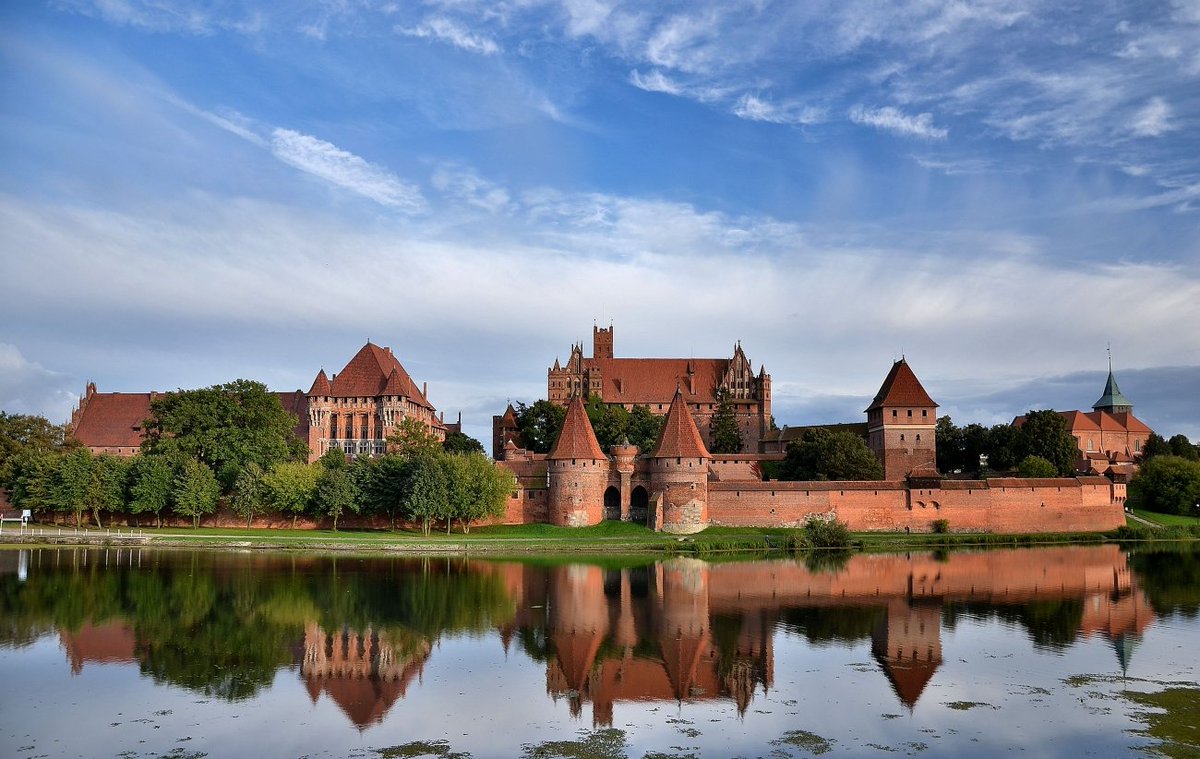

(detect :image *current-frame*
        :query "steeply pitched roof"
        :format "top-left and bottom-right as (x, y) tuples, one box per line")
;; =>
(499, 404), (519, 428)
(548, 396), (607, 460)
(1093, 369), (1133, 411)
(70, 393), (153, 448)
(308, 369), (332, 396)
(586, 357), (730, 404)
(866, 359), (938, 411)
(651, 390), (711, 459)
(327, 342), (431, 408)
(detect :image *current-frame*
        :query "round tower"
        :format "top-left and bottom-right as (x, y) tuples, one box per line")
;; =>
(546, 396), (610, 527)
(650, 390), (711, 534)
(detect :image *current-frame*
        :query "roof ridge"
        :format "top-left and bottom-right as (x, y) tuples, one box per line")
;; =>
(547, 396), (607, 460)
(651, 389), (710, 459)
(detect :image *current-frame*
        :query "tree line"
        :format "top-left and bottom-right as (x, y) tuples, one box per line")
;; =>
(935, 410), (1080, 478)
(0, 382), (509, 532)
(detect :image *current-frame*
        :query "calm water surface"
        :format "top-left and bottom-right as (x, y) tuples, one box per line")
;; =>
(1, 544), (1198, 758)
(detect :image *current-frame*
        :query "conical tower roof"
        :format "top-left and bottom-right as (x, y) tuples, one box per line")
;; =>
(866, 358), (937, 412)
(308, 369), (332, 396)
(382, 367), (405, 396)
(548, 396), (607, 460)
(651, 389), (710, 459)
(1093, 369), (1133, 412)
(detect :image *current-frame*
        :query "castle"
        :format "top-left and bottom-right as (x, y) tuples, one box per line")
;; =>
(66, 342), (455, 463)
(545, 325), (771, 451)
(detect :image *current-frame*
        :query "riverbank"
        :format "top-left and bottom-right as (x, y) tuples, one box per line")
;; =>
(4, 518), (1199, 556)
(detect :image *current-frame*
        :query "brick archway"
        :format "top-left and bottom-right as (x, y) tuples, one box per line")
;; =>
(630, 486), (649, 524)
(603, 486), (621, 521)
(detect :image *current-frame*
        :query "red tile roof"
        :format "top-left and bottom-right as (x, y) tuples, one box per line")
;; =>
(866, 359), (937, 411)
(70, 392), (153, 449)
(1051, 409), (1153, 435)
(328, 343), (431, 408)
(548, 396), (607, 460)
(651, 390), (711, 459)
(308, 369), (332, 396)
(586, 357), (729, 404)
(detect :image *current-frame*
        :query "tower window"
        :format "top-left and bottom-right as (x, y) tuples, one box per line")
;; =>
(892, 410), (897, 418)
(907, 409), (913, 417)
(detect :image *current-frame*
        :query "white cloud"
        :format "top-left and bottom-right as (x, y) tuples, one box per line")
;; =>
(269, 129), (426, 212)
(629, 68), (683, 95)
(0, 343), (77, 421)
(732, 94), (825, 125)
(849, 105), (948, 139)
(1130, 96), (1176, 137)
(397, 17), (500, 55)
(431, 165), (513, 213)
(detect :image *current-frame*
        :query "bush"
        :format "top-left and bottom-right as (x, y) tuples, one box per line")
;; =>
(1017, 455), (1059, 478)
(803, 516), (852, 549)
(932, 518), (949, 534)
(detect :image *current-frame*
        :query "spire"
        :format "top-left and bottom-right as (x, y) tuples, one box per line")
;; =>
(548, 396), (607, 460)
(651, 389), (710, 459)
(308, 369), (332, 396)
(1093, 362), (1133, 413)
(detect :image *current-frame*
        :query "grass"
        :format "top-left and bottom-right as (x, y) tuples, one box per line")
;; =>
(1132, 509), (1200, 527)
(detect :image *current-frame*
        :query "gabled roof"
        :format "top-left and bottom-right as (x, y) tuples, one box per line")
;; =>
(866, 359), (937, 412)
(1093, 369), (1133, 411)
(327, 342), (431, 408)
(70, 393), (153, 448)
(587, 357), (730, 404)
(651, 389), (711, 459)
(548, 396), (607, 460)
(499, 404), (519, 428)
(308, 369), (332, 396)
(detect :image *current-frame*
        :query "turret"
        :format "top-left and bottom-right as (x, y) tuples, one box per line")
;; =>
(546, 396), (609, 526)
(866, 359), (939, 480)
(650, 389), (711, 533)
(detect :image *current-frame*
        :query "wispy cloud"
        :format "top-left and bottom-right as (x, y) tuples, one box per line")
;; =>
(629, 68), (683, 96)
(732, 94), (825, 125)
(269, 129), (426, 212)
(397, 16), (500, 55)
(1130, 96), (1176, 137)
(849, 105), (948, 139)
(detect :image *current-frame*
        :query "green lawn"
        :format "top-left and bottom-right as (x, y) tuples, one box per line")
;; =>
(1132, 509), (1200, 527)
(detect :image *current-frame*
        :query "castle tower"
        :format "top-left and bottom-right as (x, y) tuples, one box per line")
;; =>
(1092, 366), (1133, 415)
(650, 389), (711, 534)
(593, 324), (614, 360)
(866, 359), (939, 480)
(547, 395), (610, 527)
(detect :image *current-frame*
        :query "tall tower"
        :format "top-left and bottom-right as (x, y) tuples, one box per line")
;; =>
(651, 389), (711, 534)
(1092, 361), (1134, 415)
(593, 324), (614, 359)
(866, 359), (939, 480)
(546, 395), (609, 526)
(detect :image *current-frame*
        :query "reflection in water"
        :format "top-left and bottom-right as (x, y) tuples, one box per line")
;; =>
(0, 544), (1182, 730)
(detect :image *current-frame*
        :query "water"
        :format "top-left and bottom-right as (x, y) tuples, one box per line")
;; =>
(1, 544), (1197, 758)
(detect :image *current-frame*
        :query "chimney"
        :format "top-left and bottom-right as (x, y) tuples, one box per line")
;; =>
(422, 381), (428, 398)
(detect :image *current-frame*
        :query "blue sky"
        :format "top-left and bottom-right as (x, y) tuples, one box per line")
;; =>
(1, 0), (1198, 444)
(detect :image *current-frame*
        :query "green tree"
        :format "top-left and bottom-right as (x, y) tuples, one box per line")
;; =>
(386, 417), (443, 458)
(779, 429), (883, 481)
(85, 454), (130, 527)
(315, 449), (359, 531)
(626, 404), (665, 453)
(230, 461), (267, 528)
(1016, 410), (1078, 476)
(1141, 433), (1172, 461)
(585, 394), (630, 450)
(935, 416), (965, 474)
(50, 447), (95, 527)
(443, 453), (514, 533)
(0, 412), (67, 488)
(129, 455), (176, 527)
(1129, 455), (1200, 516)
(1017, 455), (1059, 478)
(405, 454), (448, 535)
(1167, 434), (1199, 462)
(142, 379), (307, 490)
(173, 458), (220, 528)
(709, 389), (744, 454)
(359, 454), (410, 529)
(263, 461), (319, 528)
(514, 400), (567, 454)
(985, 423), (1022, 472)
(442, 430), (485, 455)
(7, 447), (57, 515)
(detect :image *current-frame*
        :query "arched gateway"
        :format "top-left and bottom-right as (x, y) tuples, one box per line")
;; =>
(603, 486), (621, 521)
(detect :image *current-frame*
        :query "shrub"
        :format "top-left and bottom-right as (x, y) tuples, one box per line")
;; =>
(932, 518), (949, 534)
(803, 516), (852, 549)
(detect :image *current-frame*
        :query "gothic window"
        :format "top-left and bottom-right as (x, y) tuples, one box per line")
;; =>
(330, 415), (338, 439)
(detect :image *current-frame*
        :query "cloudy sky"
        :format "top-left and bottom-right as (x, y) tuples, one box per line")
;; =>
(1, 0), (1198, 444)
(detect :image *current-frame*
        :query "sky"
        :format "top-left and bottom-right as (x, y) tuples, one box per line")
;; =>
(1, 0), (1198, 445)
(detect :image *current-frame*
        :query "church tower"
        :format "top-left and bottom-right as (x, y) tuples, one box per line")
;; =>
(866, 359), (939, 480)
(1092, 366), (1133, 415)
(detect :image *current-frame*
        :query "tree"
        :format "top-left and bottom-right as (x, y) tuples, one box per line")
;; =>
(585, 395), (630, 450)
(86, 454), (130, 527)
(985, 423), (1022, 472)
(173, 458), (220, 528)
(1168, 434), (1199, 462)
(779, 429), (883, 481)
(387, 416), (443, 458)
(7, 447), (57, 515)
(709, 389), (744, 454)
(443, 453), (514, 533)
(514, 400), (566, 454)
(229, 461), (266, 528)
(1016, 410), (1078, 476)
(263, 461), (319, 528)
(50, 447), (95, 528)
(359, 454), (410, 530)
(935, 416), (965, 474)
(1128, 455), (1200, 516)
(1018, 455), (1058, 478)
(142, 379), (307, 490)
(443, 430), (485, 455)
(315, 449), (359, 531)
(626, 405), (665, 453)
(129, 455), (176, 527)
(405, 454), (448, 535)
(1141, 433), (1172, 461)
(0, 412), (67, 488)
